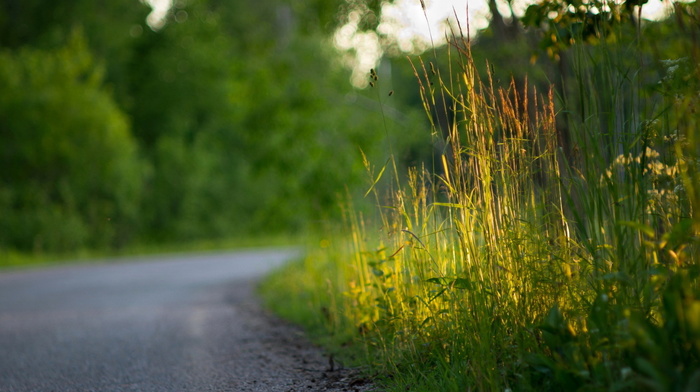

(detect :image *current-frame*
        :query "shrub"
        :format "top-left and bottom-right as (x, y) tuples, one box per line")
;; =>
(0, 32), (145, 252)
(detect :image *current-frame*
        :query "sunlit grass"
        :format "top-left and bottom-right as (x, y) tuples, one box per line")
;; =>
(263, 10), (699, 390)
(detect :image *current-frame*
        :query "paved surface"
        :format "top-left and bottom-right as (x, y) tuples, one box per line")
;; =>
(0, 249), (372, 391)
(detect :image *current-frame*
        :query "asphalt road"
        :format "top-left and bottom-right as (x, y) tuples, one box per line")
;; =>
(0, 248), (367, 392)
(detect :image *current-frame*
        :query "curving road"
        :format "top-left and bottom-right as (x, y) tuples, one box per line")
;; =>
(0, 249), (369, 392)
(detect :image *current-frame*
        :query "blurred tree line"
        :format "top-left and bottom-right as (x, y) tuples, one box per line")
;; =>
(0, 0), (428, 253)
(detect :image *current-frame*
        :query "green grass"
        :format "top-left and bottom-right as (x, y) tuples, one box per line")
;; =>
(261, 9), (700, 392)
(0, 233), (301, 270)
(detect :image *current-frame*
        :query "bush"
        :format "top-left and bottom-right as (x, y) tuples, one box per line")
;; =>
(0, 32), (145, 252)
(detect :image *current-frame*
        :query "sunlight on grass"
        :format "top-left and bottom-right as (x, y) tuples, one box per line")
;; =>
(263, 4), (700, 391)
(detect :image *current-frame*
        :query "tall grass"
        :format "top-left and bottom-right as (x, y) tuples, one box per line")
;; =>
(262, 8), (700, 391)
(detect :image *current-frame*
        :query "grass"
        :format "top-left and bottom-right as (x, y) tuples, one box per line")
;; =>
(262, 7), (700, 392)
(0, 233), (301, 270)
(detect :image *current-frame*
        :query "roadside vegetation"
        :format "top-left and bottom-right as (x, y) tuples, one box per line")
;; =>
(262, 1), (700, 390)
(0, 233), (300, 270)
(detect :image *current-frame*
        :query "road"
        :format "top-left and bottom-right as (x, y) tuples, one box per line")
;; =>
(0, 249), (370, 391)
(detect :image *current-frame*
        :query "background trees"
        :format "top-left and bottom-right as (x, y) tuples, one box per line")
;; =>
(0, 33), (144, 251)
(0, 0), (427, 253)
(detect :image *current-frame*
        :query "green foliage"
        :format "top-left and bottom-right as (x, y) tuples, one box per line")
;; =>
(0, 0), (151, 105)
(125, 0), (414, 239)
(527, 263), (700, 391)
(0, 0), (427, 255)
(0, 33), (145, 252)
(0, 0), (149, 50)
(521, 0), (645, 58)
(124, 2), (251, 241)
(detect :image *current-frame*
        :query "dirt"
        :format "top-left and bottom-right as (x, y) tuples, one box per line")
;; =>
(228, 282), (378, 392)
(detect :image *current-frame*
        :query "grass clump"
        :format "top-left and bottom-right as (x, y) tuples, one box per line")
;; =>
(262, 8), (700, 391)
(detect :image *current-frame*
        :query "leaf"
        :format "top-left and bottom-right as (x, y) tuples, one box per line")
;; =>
(522, 4), (545, 27)
(371, 268), (384, 277)
(452, 278), (473, 290)
(431, 202), (467, 209)
(661, 219), (694, 250)
(617, 221), (655, 238)
(426, 277), (451, 286)
(429, 288), (448, 302)
(634, 357), (666, 386)
(364, 157), (390, 198)
(388, 245), (405, 259)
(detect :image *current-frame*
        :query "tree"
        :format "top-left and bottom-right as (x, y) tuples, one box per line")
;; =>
(126, 0), (405, 236)
(0, 33), (145, 252)
(0, 0), (426, 251)
(0, 0), (151, 106)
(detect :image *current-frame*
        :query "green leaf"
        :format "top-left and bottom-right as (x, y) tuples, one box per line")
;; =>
(452, 278), (473, 290)
(426, 277), (451, 286)
(617, 221), (655, 238)
(431, 202), (468, 209)
(364, 157), (390, 198)
(662, 219), (695, 250)
(428, 288), (448, 302)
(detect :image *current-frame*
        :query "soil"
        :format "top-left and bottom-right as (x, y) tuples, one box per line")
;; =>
(234, 282), (377, 392)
